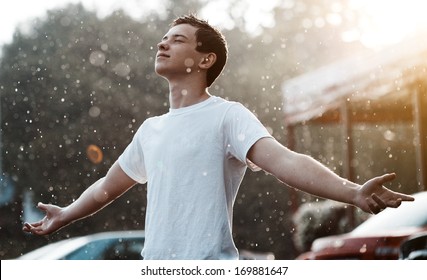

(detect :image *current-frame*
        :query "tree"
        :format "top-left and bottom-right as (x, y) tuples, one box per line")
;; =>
(0, 3), (170, 255)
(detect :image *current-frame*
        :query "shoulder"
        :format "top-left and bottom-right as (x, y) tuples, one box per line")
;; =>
(223, 100), (259, 122)
(131, 113), (167, 137)
(209, 96), (250, 115)
(140, 112), (169, 127)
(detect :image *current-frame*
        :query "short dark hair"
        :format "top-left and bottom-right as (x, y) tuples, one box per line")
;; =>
(172, 14), (228, 87)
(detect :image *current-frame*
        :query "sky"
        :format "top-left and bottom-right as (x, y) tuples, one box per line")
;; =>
(1, 0), (427, 50)
(0, 0), (167, 46)
(0, 0), (277, 48)
(349, 0), (427, 49)
(0, 0), (167, 47)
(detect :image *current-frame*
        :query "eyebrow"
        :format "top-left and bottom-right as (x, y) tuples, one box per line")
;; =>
(162, 34), (189, 41)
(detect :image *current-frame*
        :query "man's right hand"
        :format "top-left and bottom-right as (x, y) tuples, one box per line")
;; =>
(22, 202), (65, 235)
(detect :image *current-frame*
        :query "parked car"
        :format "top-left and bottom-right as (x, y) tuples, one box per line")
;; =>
(17, 230), (274, 260)
(297, 191), (427, 260)
(17, 230), (145, 260)
(399, 232), (427, 260)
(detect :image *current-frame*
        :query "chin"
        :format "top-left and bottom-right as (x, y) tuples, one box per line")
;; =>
(154, 65), (166, 76)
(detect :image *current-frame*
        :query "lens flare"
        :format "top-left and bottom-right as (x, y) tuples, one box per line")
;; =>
(86, 144), (103, 164)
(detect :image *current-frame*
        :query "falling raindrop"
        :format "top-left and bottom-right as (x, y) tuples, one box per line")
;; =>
(113, 62), (131, 77)
(89, 51), (106, 66)
(184, 58), (194, 67)
(88, 106), (101, 118)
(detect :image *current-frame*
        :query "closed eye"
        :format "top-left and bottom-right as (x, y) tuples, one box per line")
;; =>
(161, 33), (188, 43)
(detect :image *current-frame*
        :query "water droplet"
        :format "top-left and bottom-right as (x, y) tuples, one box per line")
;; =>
(89, 51), (106, 66)
(89, 106), (101, 118)
(184, 58), (194, 67)
(113, 62), (131, 77)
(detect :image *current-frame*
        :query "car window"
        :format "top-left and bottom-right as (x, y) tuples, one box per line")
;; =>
(101, 238), (144, 260)
(352, 193), (427, 235)
(62, 237), (144, 260)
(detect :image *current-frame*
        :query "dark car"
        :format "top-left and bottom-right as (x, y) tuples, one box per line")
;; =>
(297, 191), (427, 260)
(17, 230), (145, 260)
(399, 232), (427, 260)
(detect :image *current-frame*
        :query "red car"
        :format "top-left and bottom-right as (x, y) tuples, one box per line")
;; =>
(297, 191), (427, 260)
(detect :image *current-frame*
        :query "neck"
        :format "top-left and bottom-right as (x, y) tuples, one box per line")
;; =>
(168, 79), (210, 109)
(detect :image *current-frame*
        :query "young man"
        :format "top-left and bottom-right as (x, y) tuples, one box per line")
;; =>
(23, 15), (414, 260)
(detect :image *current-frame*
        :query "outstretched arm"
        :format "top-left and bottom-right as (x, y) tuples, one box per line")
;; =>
(247, 137), (414, 214)
(22, 161), (136, 235)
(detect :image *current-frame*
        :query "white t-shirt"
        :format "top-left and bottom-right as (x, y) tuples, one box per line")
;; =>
(118, 96), (271, 259)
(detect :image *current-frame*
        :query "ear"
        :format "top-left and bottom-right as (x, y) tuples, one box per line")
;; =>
(198, 53), (217, 70)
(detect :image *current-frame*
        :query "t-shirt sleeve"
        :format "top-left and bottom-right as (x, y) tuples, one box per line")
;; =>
(118, 125), (148, 184)
(223, 103), (272, 171)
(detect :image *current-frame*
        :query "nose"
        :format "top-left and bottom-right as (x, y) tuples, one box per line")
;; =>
(157, 41), (168, 51)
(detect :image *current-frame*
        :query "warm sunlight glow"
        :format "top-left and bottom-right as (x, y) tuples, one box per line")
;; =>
(3, 0), (427, 51)
(350, 0), (427, 49)
(201, 0), (280, 35)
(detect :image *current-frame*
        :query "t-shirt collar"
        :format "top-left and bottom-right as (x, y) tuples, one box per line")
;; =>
(168, 96), (215, 116)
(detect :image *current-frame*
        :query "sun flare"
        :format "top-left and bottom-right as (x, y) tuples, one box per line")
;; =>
(351, 0), (427, 49)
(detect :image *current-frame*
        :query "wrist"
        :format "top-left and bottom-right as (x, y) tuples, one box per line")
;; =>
(59, 206), (74, 226)
(349, 184), (362, 207)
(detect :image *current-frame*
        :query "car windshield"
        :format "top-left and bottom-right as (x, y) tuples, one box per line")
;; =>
(351, 192), (427, 235)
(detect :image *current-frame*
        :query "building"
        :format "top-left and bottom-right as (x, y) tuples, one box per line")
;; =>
(282, 35), (427, 212)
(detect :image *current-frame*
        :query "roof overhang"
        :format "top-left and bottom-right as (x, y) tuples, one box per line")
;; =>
(282, 35), (427, 125)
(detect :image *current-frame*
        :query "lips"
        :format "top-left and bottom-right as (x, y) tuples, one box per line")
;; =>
(157, 53), (170, 58)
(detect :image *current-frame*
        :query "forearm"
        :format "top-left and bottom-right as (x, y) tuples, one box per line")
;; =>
(248, 138), (361, 205)
(60, 178), (113, 225)
(60, 161), (136, 226)
(274, 152), (360, 205)
(22, 161), (137, 235)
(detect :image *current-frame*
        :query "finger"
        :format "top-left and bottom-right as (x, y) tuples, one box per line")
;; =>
(37, 202), (48, 211)
(23, 220), (42, 230)
(22, 223), (31, 232)
(31, 228), (45, 235)
(23, 223), (38, 234)
(383, 197), (402, 208)
(26, 221), (43, 227)
(390, 198), (402, 208)
(24, 225), (46, 235)
(398, 193), (415, 202)
(23, 222), (34, 231)
(365, 198), (381, 214)
(374, 173), (396, 185)
(372, 194), (387, 208)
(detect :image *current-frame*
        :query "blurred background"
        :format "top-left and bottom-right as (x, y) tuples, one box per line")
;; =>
(1, 0), (426, 260)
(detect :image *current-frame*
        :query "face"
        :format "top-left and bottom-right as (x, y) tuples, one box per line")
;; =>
(155, 24), (204, 79)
